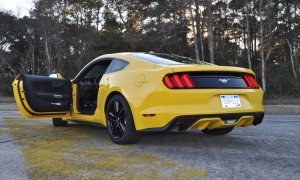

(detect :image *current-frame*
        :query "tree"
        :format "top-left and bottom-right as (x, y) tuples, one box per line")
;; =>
(194, 0), (205, 61)
(206, 0), (214, 63)
(0, 12), (17, 77)
(246, 0), (252, 69)
(189, 0), (200, 62)
(259, 0), (266, 93)
(286, 38), (299, 78)
(0, 0), (300, 96)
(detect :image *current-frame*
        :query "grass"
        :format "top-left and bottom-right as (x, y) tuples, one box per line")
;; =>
(2, 117), (208, 179)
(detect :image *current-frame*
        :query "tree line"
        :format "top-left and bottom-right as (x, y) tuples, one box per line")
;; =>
(0, 0), (299, 96)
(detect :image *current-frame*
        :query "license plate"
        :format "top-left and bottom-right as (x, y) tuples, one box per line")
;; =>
(220, 95), (241, 108)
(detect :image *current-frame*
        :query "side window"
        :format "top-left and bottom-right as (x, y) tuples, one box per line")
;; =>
(83, 65), (108, 78)
(105, 59), (129, 73)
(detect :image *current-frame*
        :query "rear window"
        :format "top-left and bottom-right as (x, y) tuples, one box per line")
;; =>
(132, 53), (199, 65)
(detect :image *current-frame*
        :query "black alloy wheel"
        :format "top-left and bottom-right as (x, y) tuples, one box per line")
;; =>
(107, 100), (126, 139)
(106, 94), (141, 144)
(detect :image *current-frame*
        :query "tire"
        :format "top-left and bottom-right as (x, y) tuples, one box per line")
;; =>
(202, 127), (234, 136)
(106, 94), (141, 144)
(52, 118), (68, 127)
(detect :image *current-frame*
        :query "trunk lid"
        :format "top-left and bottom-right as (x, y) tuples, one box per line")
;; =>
(161, 64), (255, 75)
(160, 64), (259, 89)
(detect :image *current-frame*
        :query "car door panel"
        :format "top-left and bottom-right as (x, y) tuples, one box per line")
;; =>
(12, 74), (72, 117)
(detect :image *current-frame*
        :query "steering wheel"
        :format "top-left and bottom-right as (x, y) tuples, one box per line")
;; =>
(94, 75), (103, 89)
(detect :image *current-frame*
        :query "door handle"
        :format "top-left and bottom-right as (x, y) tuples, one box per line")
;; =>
(51, 102), (61, 106)
(53, 94), (63, 99)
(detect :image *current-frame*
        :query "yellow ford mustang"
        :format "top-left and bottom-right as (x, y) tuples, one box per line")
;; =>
(12, 52), (264, 144)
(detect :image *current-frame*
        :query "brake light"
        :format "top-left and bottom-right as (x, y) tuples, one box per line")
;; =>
(242, 74), (259, 89)
(163, 76), (174, 88)
(163, 73), (196, 89)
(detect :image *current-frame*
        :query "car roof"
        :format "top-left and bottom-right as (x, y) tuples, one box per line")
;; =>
(98, 52), (202, 65)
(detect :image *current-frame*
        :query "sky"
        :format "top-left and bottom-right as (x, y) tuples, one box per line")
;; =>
(0, 0), (34, 17)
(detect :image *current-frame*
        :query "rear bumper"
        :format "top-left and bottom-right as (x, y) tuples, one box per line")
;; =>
(128, 88), (264, 131)
(138, 112), (264, 132)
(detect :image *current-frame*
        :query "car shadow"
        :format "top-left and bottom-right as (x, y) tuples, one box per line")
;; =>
(67, 122), (256, 149)
(140, 130), (257, 148)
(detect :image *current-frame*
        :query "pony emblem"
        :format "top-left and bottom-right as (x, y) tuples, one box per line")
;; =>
(219, 79), (230, 83)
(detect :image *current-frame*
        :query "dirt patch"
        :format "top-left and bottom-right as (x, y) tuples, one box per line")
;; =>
(1, 117), (207, 179)
(264, 105), (300, 115)
(0, 103), (17, 111)
(264, 98), (300, 105)
(0, 96), (15, 103)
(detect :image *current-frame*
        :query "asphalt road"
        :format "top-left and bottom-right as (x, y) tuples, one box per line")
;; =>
(0, 111), (299, 180)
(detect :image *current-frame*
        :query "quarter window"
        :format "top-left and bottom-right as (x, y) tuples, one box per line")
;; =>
(105, 59), (129, 73)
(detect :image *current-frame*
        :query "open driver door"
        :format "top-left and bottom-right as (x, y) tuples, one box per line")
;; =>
(12, 74), (72, 119)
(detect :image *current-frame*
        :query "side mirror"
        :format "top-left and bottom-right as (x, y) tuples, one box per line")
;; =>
(49, 73), (63, 78)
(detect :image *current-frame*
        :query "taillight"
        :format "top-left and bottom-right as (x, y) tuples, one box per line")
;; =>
(163, 73), (196, 89)
(242, 74), (259, 89)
